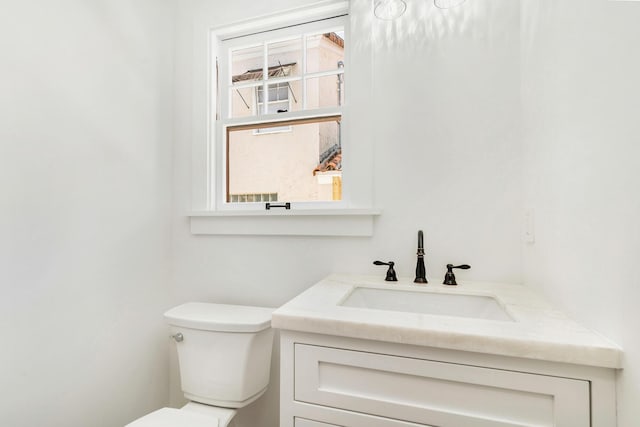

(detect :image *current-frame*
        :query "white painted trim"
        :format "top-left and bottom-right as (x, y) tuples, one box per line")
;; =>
(189, 209), (380, 236)
(189, 208), (380, 217)
(212, 1), (349, 41)
(190, 0), (375, 234)
(222, 107), (342, 128)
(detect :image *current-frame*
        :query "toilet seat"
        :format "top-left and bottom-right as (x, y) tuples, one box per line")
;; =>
(125, 408), (219, 427)
(126, 403), (237, 427)
(180, 402), (236, 424)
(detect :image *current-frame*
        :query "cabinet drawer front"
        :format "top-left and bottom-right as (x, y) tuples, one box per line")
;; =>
(294, 415), (431, 427)
(294, 344), (590, 427)
(295, 419), (340, 427)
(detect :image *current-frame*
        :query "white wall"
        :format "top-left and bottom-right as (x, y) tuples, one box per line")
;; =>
(0, 1), (175, 426)
(3, 1), (635, 426)
(170, 1), (523, 426)
(520, 0), (640, 425)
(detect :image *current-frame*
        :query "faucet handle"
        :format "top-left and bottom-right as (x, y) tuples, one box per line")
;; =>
(443, 264), (470, 286)
(373, 260), (398, 282)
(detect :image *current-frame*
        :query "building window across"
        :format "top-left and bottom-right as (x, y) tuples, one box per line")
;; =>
(229, 193), (278, 203)
(255, 82), (291, 134)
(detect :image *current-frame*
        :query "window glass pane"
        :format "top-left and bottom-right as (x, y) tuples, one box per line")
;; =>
(268, 86), (277, 102)
(230, 86), (258, 118)
(305, 74), (345, 109)
(258, 83), (289, 110)
(231, 45), (264, 84)
(283, 80), (302, 112)
(256, 81), (302, 117)
(306, 31), (345, 74)
(278, 85), (288, 99)
(227, 117), (342, 203)
(318, 120), (341, 165)
(257, 83), (290, 105)
(267, 38), (302, 78)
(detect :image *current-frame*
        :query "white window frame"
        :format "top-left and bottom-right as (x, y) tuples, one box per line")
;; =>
(216, 15), (347, 211)
(188, 0), (379, 236)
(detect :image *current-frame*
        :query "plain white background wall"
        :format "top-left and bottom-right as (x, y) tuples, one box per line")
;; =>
(170, 1), (523, 426)
(520, 0), (640, 425)
(0, 1), (175, 426)
(5, 0), (636, 426)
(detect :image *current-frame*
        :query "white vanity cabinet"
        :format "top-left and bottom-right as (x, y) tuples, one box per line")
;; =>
(279, 331), (617, 427)
(274, 276), (621, 427)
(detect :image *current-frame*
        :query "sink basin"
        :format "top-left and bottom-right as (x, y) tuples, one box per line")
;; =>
(340, 287), (514, 322)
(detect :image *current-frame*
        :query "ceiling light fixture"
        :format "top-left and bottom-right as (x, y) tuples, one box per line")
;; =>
(434, 0), (467, 9)
(374, 0), (407, 20)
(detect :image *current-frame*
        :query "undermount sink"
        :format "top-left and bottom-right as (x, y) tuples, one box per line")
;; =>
(340, 287), (514, 322)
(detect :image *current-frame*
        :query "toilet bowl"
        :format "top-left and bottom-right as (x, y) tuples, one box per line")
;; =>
(125, 303), (274, 427)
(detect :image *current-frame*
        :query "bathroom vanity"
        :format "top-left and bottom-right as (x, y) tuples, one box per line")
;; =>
(272, 275), (622, 427)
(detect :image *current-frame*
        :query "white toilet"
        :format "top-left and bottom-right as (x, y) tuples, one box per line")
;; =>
(126, 302), (275, 427)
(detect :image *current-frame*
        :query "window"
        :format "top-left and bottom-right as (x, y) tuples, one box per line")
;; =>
(217, 16), (347, 208)
(257, 82), (290, 114)
(229, 193), (278, 203)
(255, 82), (291, 134)
(189, 2), (378, 236)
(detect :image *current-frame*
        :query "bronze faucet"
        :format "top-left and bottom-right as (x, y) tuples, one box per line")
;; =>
(414, 230), (428, 283)
(373, 260), (398, 281)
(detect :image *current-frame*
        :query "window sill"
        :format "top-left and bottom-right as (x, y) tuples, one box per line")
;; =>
(188, 209), (381, 236)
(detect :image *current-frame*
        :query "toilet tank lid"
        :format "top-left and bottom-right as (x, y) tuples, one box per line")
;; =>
(164, 303), (274, 333)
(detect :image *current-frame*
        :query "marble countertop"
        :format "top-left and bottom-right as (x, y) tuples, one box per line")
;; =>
(271, 274), (622, 369)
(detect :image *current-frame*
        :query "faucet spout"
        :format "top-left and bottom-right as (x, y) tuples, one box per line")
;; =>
(414, 230), (428, 284)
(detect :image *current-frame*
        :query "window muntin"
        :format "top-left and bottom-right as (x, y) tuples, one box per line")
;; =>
(218, 16), (346, 208)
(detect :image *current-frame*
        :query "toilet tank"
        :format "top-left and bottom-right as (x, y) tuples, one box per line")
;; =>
(165, 303), (275, 408)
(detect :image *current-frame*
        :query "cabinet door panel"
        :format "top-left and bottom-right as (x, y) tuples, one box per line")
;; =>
(294, 344), (590, 427)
